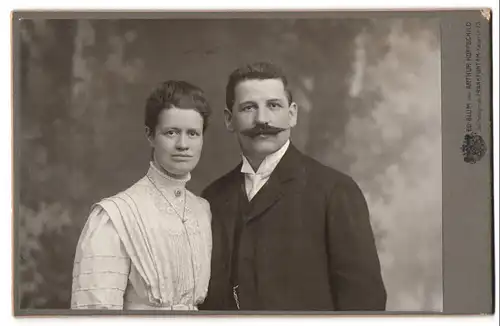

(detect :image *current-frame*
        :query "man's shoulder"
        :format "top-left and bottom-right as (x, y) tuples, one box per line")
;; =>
(201, 165), (240, 200)
(294, 150), (366, 202)
(299, 151), (355, 185)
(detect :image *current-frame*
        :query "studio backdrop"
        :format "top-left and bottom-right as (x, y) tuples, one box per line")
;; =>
(16, 17), (442, 311)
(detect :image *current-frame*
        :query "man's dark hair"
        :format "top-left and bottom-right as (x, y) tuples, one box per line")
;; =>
(225, 62), (293, 111)
(145, 80), (211, 135)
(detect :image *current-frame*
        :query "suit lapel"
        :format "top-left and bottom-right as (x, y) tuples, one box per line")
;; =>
(245, 144), (303, 222)
(219, 165), (243, 253)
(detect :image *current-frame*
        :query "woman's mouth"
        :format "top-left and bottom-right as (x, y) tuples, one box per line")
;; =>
(171, 154), (193, 161)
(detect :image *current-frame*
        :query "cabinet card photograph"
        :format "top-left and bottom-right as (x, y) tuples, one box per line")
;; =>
(11, 10), (493, 316)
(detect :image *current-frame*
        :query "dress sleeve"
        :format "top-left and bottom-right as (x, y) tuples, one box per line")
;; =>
(198, 197), (212, 222)
(71, 205), (131, 310)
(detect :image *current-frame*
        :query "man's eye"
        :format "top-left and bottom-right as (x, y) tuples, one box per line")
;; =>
(188, 130), (201, 137)
(241, 106), (254, 111)
(269, 102), (282, 109)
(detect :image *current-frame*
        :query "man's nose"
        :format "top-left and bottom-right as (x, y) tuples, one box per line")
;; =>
(255, 106), (271, 124)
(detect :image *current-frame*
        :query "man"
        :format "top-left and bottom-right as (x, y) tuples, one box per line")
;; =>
(200, 62), (386, 311)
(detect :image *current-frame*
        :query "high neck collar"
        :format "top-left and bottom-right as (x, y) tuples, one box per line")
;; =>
(146, 161), (191, 191)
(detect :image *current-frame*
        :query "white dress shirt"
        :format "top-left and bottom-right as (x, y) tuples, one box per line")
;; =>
(240, 140), (290, 201)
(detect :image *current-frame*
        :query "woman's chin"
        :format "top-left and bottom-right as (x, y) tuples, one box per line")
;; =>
(164, 163), (196, 178)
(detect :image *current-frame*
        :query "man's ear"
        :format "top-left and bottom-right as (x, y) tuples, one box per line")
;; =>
(224, 107), (235, 132)
(145, 126), (155, 146)
(288, 102), (298, 128)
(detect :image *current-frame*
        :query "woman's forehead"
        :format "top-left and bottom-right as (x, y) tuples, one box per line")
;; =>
(157, 107), (203, 128)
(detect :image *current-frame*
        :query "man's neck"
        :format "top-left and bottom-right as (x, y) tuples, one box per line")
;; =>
(245, 155), (265, 172)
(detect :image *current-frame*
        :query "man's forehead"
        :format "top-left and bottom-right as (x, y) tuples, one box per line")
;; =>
(234, 78), (287, 101)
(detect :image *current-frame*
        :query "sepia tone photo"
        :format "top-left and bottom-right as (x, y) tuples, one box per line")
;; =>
(14, 14), (446, 314)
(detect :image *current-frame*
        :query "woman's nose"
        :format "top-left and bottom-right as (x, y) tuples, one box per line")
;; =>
(176, 134), (189, 150)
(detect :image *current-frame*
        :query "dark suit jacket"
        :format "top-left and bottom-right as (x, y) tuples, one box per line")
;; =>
(200, 144), (386, 311)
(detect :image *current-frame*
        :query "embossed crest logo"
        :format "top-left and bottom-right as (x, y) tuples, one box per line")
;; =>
(461, 132), (487, 164)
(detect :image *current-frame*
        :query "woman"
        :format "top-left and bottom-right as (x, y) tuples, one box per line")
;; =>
(71, 80), (212, 310)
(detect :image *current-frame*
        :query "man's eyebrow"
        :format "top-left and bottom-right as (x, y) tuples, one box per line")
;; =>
(238, 101), (257, 106)
(159, 126), (180, 130)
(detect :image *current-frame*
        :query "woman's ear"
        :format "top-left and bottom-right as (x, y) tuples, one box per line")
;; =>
(145, 126), (155, 147)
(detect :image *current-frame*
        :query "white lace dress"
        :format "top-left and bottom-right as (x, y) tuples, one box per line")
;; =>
(71, 163), (212, 310)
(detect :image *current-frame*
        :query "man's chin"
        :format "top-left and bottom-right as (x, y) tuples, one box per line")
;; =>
(240, 137), (286, 157)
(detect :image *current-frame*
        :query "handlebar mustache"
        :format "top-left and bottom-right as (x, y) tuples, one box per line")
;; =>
(240, 124), (288, 138)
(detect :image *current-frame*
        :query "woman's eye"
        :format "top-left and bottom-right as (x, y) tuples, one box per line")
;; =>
(188, 130), (201, 137)
(164, 130), (177, 136)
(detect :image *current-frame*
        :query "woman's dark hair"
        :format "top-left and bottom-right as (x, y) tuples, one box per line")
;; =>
(225, 61), (293, 111)
(145, 80), (211, 136)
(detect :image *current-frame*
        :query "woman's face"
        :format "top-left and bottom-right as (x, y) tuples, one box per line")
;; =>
(148, 107), (204, 178)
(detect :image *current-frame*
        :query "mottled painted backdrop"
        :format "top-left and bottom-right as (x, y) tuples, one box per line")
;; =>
(16, 18), (442, 311)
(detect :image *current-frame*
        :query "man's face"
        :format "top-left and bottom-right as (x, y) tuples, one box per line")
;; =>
(225, 78), (297, 160)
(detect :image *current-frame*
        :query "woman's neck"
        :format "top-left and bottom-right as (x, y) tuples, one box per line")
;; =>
(152, 160), (189, 181)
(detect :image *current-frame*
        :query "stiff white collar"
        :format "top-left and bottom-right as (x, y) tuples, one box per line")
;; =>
(241, 139), (290, 176)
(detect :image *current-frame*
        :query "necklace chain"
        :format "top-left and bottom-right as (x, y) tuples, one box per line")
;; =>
(146, 174), (197, 307)
(147, 175), (187, 222)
